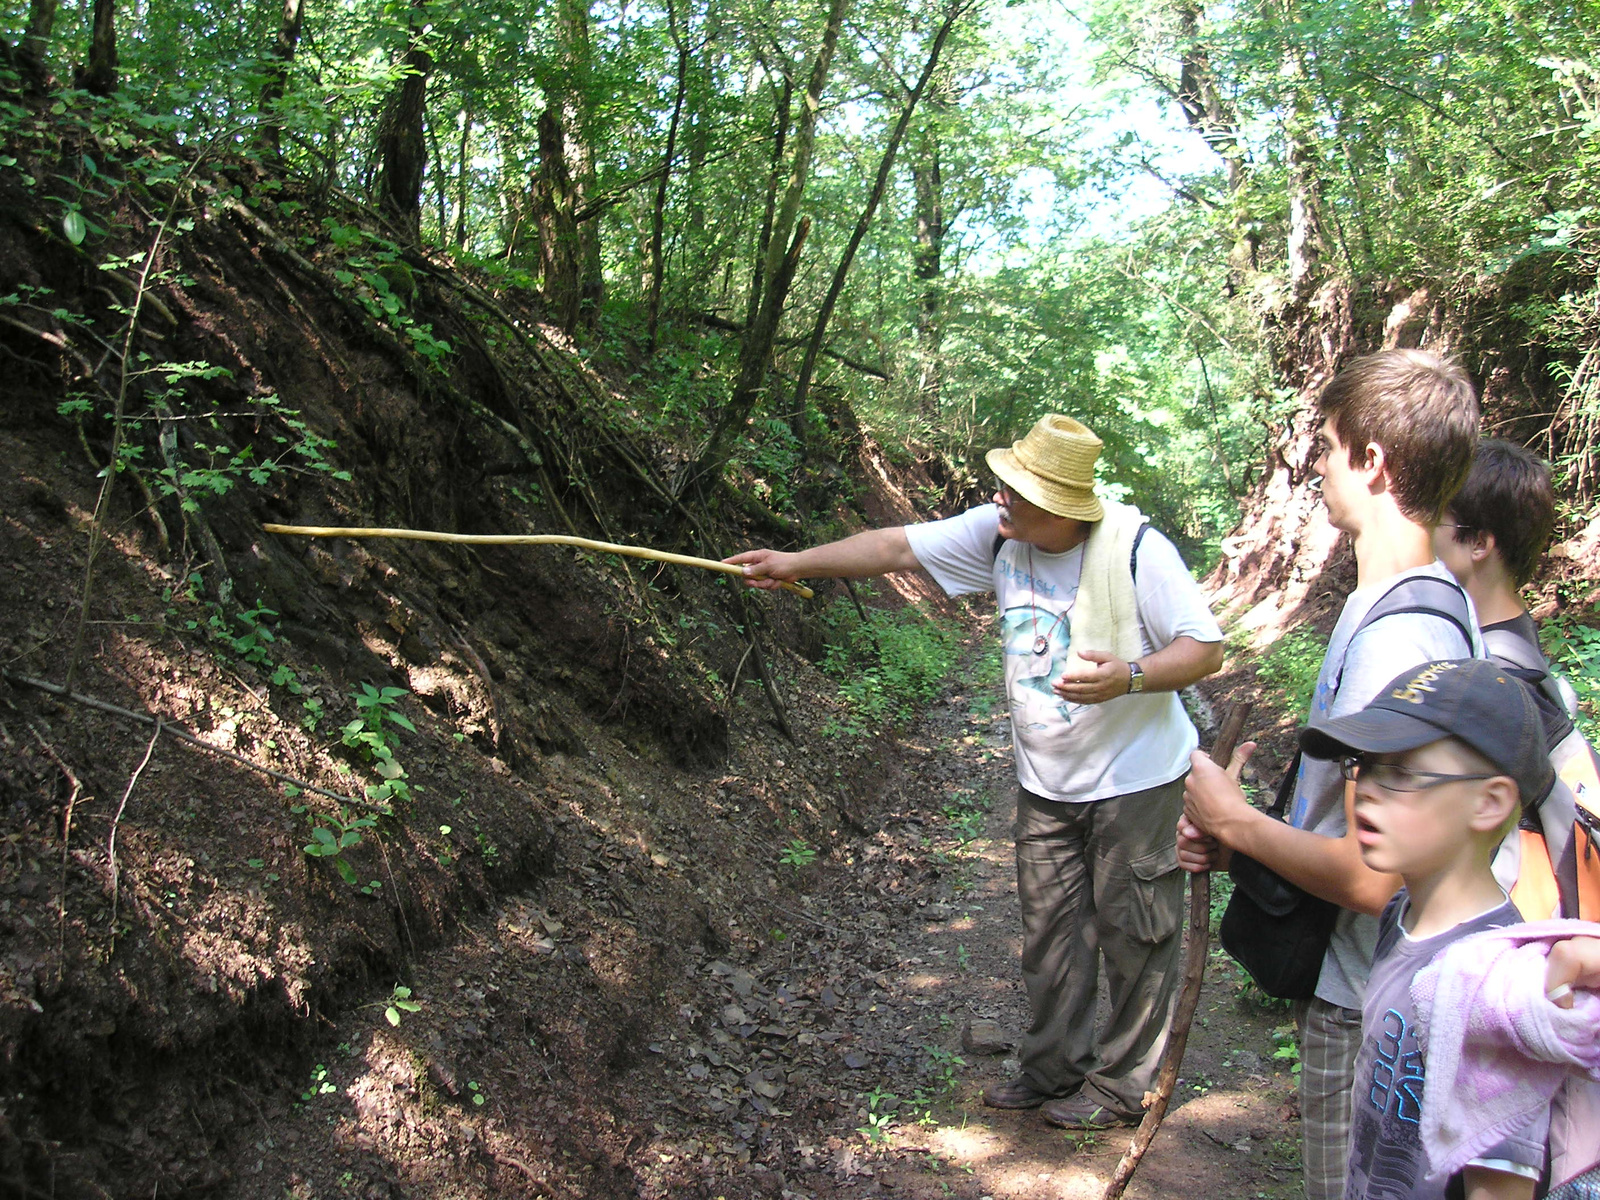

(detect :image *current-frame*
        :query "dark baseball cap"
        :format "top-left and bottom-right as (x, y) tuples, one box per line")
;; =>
(1298, 658), (1555, 804)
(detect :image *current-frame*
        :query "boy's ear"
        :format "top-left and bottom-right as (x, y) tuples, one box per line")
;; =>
(1469, 775), (1521, 836)
(1360, 440), (1387, 484)
(1472, 529), (1496, 566)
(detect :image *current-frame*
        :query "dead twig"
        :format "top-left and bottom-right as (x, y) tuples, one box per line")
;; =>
(1101, 700), (1252, 1200)
(30, 725), (87, 984)
(107, 719), (163, 932)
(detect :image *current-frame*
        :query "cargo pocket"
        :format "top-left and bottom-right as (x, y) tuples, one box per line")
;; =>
(1112, 843), (1183, 945)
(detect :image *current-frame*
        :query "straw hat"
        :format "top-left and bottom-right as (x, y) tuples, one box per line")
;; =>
(985, 415), (1104, 521)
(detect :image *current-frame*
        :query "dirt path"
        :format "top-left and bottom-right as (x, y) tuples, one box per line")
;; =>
(605, 678), (1306, 1200)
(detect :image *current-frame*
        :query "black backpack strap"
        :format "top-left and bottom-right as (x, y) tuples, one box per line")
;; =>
(1333, 575), (1475, 694)
(1129, 522), (1150, 584)
(1268, 749), (1303, 820)
(991, 533), (1007, 562)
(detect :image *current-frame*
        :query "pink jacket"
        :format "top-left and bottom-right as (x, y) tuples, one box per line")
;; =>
(1410, 919), (1600, 1184)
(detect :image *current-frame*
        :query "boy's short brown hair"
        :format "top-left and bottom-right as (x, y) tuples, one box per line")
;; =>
(1444, 438), (1555, 586)
(1318, 349), (1480, 522)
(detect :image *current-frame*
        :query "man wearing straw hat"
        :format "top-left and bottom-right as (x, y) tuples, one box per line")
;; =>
(728, 415), (1224, 1129)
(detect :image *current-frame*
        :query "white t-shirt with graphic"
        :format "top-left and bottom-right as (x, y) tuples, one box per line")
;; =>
(904, 504), (1224, 803)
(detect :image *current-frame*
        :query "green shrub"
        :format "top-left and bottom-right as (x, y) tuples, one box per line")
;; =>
(819, 601), (963, 735)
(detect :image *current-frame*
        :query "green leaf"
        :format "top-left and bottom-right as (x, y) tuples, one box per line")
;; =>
(385, 1005), (401, 1026)
(62, 210), (86, 245)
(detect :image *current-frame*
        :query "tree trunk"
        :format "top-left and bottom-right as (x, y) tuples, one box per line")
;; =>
(18, 0), (59, 86)
(454, 107), (472, 247)
(646, 0), (690, 355)
(542, 0), (603, 327)
(79, 0), (116, 95)
(534, 109), (584, 332)
(374, 3), (433, 237)
(745, 76), (794, 334)
(680, 0), (847, 489)
(1174, 0), (1256, 283)
(789, 0), (968, 440)
(689, 219), (810, 489)
(910, 109), (946, 420)
(259, 0), (306, 157)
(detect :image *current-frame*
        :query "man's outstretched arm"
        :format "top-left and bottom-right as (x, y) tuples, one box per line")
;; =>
(724, 528), (921, 590)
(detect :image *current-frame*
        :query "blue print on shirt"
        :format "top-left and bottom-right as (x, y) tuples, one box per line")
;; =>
(1367, 1008), (1424, 1125)
(997, 556), (1059, 597)
(999, 605), (1075, 727)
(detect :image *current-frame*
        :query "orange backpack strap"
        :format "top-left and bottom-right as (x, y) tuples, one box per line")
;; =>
(1510, 827), (1562, 922)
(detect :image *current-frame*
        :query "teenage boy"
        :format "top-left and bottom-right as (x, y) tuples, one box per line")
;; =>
(1294, 657), (1555, 1200)
(1179, 349), (1482, 1200)
(1433, 438), (1573, 746)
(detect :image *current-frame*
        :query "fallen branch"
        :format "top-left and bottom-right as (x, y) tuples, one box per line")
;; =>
(261, 523), (815, 599)
(1101, 700), (1251, 1200)
(1, 670), (374, 811)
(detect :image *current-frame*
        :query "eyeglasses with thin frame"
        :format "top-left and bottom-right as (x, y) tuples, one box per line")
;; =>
(1337, 755), (1500, 793)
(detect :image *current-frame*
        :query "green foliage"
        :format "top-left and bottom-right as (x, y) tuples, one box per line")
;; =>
(1254, 625), (1324, 715)
(384, 984), (422, 1027)
(342, 683), (416, 806)
(1542, 605), (1600, 744)
(778, 838), (817, 870)
(819, 601), (963, 735)
(302, 807), (381, 891)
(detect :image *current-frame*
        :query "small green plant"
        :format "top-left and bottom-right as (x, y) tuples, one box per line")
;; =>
(300, 1063), (337, 1104)
(342, 683), (416, 805)
(1062, 1128), (1100, 1153)
(1271, 1023), (1302, 1075)
(857, 1087), (897, 1144)
(923, 1045), (965, 1093)
(303, 807), (379, 888)
(467, 1079), (486, 1106)
(384, 984), (421, 1026)
(954, 943), (972, 972)
(1542, 605), (1600, 743)
(778, 838), (817, 870)
(819, 601), (963, 736)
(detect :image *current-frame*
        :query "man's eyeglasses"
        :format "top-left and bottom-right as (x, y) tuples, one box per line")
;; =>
(1337, 755), (1500, 793)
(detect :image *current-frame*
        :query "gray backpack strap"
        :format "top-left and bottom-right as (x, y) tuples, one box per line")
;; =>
(1333, 576), (1475, 694)
(1482, 625), (1549, 673)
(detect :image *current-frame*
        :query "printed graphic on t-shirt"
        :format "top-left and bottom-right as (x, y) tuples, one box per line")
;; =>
(1349, 1006), (1428, 1198)
(1000, 604), (1075, 728)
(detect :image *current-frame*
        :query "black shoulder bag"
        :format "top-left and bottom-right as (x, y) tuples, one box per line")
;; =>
(1217, 751), (1339, 1000)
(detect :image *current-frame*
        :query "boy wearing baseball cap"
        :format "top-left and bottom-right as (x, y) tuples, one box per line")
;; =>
(1297, 657), (1555, 1200)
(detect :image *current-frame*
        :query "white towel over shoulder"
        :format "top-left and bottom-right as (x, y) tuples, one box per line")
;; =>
(1062, 499), (1145, 677)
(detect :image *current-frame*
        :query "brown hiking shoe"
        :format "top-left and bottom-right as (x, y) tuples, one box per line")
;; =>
(981, 1077), (1054, 1109)
(1040, 1092), (1139, 1130)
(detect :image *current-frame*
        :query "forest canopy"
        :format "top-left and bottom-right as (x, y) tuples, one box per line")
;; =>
(4, 0), (1600, 560)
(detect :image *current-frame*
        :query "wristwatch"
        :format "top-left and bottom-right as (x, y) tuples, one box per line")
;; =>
(1127, 660), (1146, 694)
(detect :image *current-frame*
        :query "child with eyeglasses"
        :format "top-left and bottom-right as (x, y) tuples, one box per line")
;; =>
(1295, 657), (1567, 1200)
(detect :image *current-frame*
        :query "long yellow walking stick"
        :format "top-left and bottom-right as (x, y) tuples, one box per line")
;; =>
(260, 524), (815, 599)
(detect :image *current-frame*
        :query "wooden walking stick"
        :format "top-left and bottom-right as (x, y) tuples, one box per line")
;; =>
(1101, 700), (1252, 1200)
(260, 524), (815, 599)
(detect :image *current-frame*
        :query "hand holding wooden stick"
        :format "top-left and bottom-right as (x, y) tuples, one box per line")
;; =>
(1101, 700), (1252, 1200)
(261, 524), (816, 599)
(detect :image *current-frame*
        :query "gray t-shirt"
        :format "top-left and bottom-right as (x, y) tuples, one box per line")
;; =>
(1290, 563), (1481, 1010)
(1344, 895), (1546, 1200)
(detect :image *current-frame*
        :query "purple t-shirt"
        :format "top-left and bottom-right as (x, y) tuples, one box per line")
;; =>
(1345, 894), (1547, 1199)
